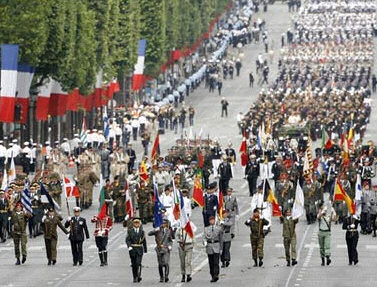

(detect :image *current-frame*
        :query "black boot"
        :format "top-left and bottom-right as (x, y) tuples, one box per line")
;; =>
(286, 260), (290, 267)
(186, 275), (192, 282)
(103, 251), (108, 266)
(373, 231), (376, 237)
(321, 257), (325, 266)
(99, 252), (104, 267)
(253, 259), (258, 267)
(138, 265), (142, 282)
(22, 257), (26, 264)
(15, 258), (20, 265)
(181, 275), (185, 282)
(326, 256), (331, 266)
(258, 258), (263, 267)
(132, 265), (138, 283)
(164, 265), (169, 282)
(292, 259), (297, 266)
(159, 265), (164, 282)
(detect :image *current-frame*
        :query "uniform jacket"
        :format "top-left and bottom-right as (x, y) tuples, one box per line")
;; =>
(126, 227), (147, 254)
(245, 217), (269, 239)
(148, 227), (173, 254)
(218, 162), (232, 180)
(221, 216), (235, 242)
(11, 211), (28, 234)
(176, 227), (194, 247)
(203, 193), (219, 216)
(223, 195), (239, 216)
(204, 224), (223, 254)
(43, 215), (68, 239)
(281, 216), (298, 238)
(91, 216), (113, 237)
(65, 216), (90, 241)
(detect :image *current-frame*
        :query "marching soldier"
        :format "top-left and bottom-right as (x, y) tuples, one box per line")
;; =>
(276, 173), (294, 214)
(224, 188), (239, 237)
(203, 182), (219, 227)
(245, 208), (269, 267)
(245, 154), (259, 196)
(303, 177), (319, 224)
(10, 202), (30, 265)
(91, 203), (113, 266)
(112, 176), (126, 223)
(204, 215), (223, 282)
(281, 209), (298, 266)
(317, 200), (336, 266)
(148, 219), (173, 283)
(176, 223), (194, 282)
(342, 214), (360, 265)
(220, 209), (234, 267)
(65, 207), (90, 266)
(126, 218), (147, 283)
(137, 181), (150, 224)
(0, 190), (9, 242)
(218, 155), (232, 193)
(48, 173), (62, 207)
(42, 207), (69, 265)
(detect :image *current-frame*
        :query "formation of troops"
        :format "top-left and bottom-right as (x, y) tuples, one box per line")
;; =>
(2, 0), (377, 285)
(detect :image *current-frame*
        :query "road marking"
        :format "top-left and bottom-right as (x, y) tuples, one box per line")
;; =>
(304, 243), (319, 249)
(336, 244), (347, 249)
(29, 246), (44, 251)
(275, 243), (284, 248)
(284, 225), (311, 287)
(366, 245), (377, 249)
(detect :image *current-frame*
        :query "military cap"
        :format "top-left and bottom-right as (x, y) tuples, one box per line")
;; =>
(73, 207), (81, 212)
(209, 216), (216, 220)
(48, 207), (54, 212)
(208, 182), (217, 189)
(132, 217), (141, 223)
(162, 219), (170, 224)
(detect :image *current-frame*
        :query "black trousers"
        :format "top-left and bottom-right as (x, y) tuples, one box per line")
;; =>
(247, 177), (257, 196)
(95, 236), (108, 252)
(219, 178), (230, 193)
(221, 241), (231, 263)
(346, 233), (358, 263)
(208, 253), (220, 278)
(70, 240), (83, 263)
(129, 249), (143, 279)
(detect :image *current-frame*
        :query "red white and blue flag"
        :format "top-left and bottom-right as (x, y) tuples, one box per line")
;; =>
(132, 39), (146, 91)
(36, 78), (53, 121)
(0, 44), (19, 122)
(15, 64), (35, 123)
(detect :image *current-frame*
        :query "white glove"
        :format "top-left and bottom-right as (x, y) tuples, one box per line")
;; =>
(246, 219), (251, 224)
(125, 215), (129, 221)
(260, 215), (264, 219)
(168, 246), (172, 251)
(66, 217), (71, 222)
(350, 224), (355, 229)
(279, 206), (282, 210)
(155, 227), (160, 231)
(203, 241), (208, 247)
(220, 220), (224, 225)
(213, 206), (217, 211)
(128, 247), (133, 251)
(66, 233), (70, 239)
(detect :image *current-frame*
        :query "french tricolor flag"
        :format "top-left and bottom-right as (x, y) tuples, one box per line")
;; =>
(0, 44), (19, 123)
(36, 78), (53, 121)
(132, 39), (146, 91)
(94, 70), (103, 108)
(15, 64), (35, 124)
(48, 79), (68, 116)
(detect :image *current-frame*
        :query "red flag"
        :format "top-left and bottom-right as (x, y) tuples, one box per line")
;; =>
(218, 190), (224, 219)
(66, 88), (79, 111)
(334, 179), (356, 214)
(192, 170), (204, 207)
(48, 80), (67, 116)
(64, 176), (79, 198)
(139, 160), (149, 183)
(198, 150), (204, 168)
(151, 133), (160, 163)
(97, 202), (107, 220)
(173, 181), (181, 220)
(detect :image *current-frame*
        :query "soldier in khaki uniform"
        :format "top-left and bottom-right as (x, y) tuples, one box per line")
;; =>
(303, 176), (320, 224)
(42, 207), (69, 265)
(48, 173), (62, 207)
(276, 173), (294, 214)
(112, 176), (126, 223)
(78, 166), (99, 209)
(11, 202), (30, 265)
(176, 224), (194, 282)
(245, 208), (269, 267)
(137, 181), (150, 224)
(281, 209), (298, 266)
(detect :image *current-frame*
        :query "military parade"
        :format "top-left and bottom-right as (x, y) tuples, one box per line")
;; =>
(1, 0), (377, 286)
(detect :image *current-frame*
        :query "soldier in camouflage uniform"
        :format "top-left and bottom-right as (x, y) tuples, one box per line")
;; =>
(303, 177), (320, 224)
(11, 202), (30, 265)
(276, 173), (294, 215)
(112, 176), (126, 223)
(137, 181), (150, 224)
(48, 173), (62, 207)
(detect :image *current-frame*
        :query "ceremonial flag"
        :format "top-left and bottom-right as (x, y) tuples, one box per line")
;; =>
(355, 174), (362, 216)
(103, 106), (110, 138)
(80, 117), (88, 147)
(107, 79), (120, 99)
(139, 160), (149, 183)
(8, 157), (16, 183)
(94, 70), (103, 108)
(1, 169), (7, 190)
(179, 190), (194, 238)
(151, 133), (160, 163)
(48, 80), (67, 116)
(40, 182), (61, 213)
(265, 179), (282, 217)
(239, 132), (248, 166)
(98, 185), (106, 212)
(36, 78), (53, 121)
(15, 64), (35, 123)
(125, 182), (134, 219)
(66, 88), (79, 111)
(322, 128), (332, 149)
(153, 182), (165, 228)
(132, 39), (147, 91)
(0, 44), (19, 123)
(292, 180), (305, 220)
(218, 190), (224, 220)
(21, 187), (33, 215)
(348, 113), (354, 141)
(198, 150), (204, 168)
(334, 179), (356, 215)
(172, 179), (181, 220)
(63, 176), (79, 198)
(97, 201), (108, 220)
(192, 169), (204, 207)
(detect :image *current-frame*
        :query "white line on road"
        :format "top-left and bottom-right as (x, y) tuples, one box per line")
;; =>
(284, 225), (311, 287)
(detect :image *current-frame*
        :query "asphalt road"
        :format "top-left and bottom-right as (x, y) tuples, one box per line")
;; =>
(1, 3), (377, 287)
